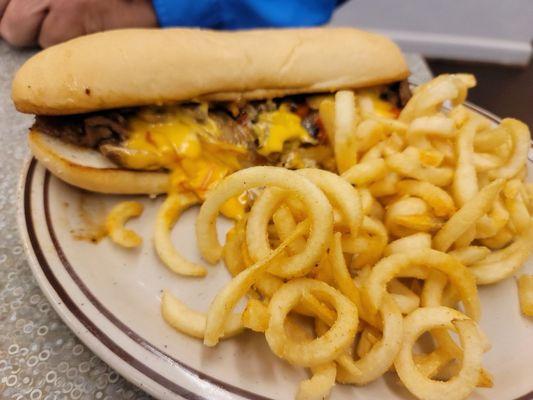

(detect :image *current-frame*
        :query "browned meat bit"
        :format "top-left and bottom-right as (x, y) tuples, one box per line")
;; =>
(301, 111), (321, 141)
(315, 117), (329, 145)
(84, 113), (130, 144)
(380, 80), (412, 108)
(208, 111), (256, 150)
(398, 80), (412, 107)
(33, 111), (132, 148)
(33, 115), (84, 145)
(277, 143), (335, 171)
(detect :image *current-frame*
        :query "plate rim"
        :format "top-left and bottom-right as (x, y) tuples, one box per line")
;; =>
(16, 102), (533, 400)
(19, 159), (285, 400)
(17, 159), (187, 400)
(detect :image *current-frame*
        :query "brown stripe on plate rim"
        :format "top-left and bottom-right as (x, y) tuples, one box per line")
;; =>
(24, 159), (207, 399)
(27, 158), (273, 400)
(24, 96), (533, 400)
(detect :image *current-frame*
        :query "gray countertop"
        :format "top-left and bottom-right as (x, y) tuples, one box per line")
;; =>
(0, 40), (432, 400)
(0, 41), (152, 400)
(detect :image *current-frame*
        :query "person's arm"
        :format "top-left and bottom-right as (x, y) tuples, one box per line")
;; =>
(0, 0), (344, 48)
(0, 0), (157, 48)
(152, 0), (341, 29)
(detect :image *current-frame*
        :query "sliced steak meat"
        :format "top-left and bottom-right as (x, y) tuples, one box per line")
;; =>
(31, 84), (404, 172)
(398, 80), (412, 107)
(84, 113), (130, 145)
(381, 80), (412, 108)
(33, 115), (84, 145)
(208, 111), (257, 150)
(33, 111), (131, 148)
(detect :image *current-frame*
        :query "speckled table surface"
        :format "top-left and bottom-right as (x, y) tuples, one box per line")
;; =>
(0, 40), (432, 400)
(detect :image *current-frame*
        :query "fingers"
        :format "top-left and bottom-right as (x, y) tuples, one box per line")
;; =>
(38, 0), (157, 48)
(38, 1), (86, 48)
(0, 0), (49, 47)
(104, 0), (158, 28)
(0, 0), (10, 18)
(1, 0), (158, 48)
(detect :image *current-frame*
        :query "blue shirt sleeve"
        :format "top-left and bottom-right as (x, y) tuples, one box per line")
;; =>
(152, 0), (344, 29)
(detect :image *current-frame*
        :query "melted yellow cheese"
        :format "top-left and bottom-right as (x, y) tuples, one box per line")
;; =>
(123, 109), (247, 218)
(255, 104), (313, 156)
(113, 96), (395, 219)
(358, 89), (399, 119)
(119, 104), (316, 219)
(220, 192), (249, 220)
(169, 157), (245, 219)
(372, 96), (398, 118)
(126, 112), (206, 169)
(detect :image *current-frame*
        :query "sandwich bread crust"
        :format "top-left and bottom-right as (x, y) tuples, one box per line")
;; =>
(13, 27), (409, 115)
(29, 130), (169, 194)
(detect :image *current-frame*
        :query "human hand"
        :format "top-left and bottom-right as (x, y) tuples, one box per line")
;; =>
(0, 0), (158, 48)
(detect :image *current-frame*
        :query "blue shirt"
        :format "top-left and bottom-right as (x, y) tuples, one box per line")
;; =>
(152, 0), (344, 29)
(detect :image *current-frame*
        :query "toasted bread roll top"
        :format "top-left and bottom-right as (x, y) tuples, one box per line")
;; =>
(13, 27), (409, 115)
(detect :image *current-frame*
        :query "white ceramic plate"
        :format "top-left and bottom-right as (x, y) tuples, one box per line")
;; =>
(18, 104), (533, 400)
